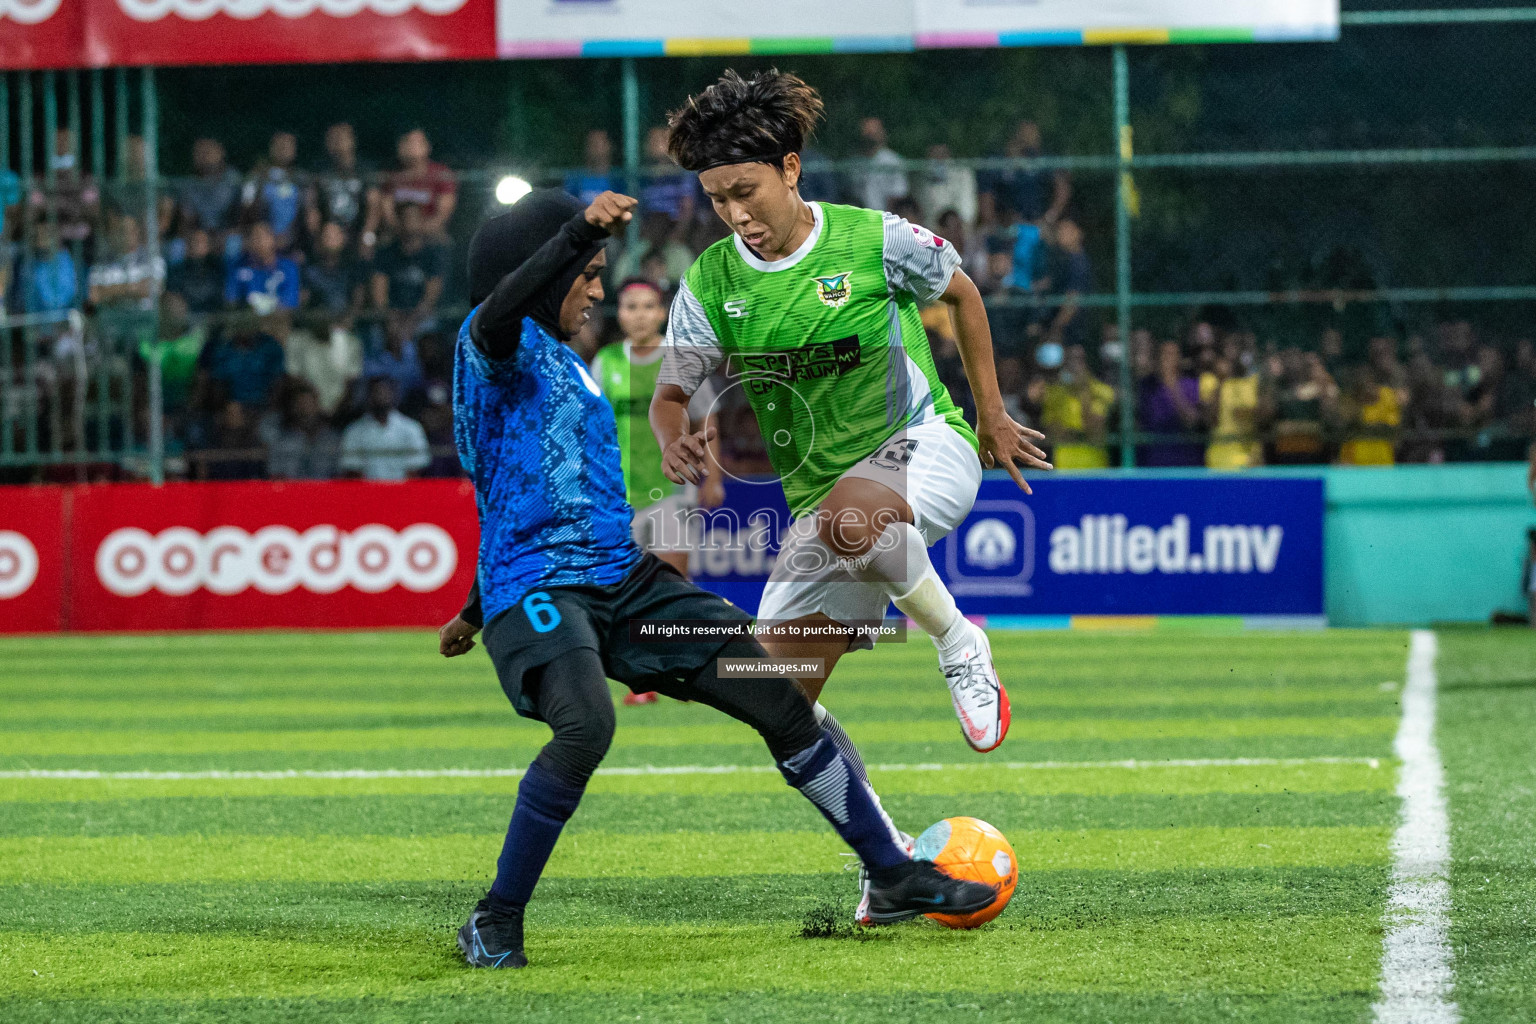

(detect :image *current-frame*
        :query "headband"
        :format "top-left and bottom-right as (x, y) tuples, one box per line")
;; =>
(695, 150), (792, 173)
(619, 279), (665, 298)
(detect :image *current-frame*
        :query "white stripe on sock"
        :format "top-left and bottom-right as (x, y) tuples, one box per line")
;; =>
(799, 758), (850, 825)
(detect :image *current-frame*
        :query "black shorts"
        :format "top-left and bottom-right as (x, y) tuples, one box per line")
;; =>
(482, 554), (754, 722)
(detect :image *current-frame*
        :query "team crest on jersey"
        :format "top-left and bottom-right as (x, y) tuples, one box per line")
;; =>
(813, 272), (853, 309)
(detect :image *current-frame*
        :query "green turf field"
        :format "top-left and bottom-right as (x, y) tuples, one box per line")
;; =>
(0, 627), (1531, 1022)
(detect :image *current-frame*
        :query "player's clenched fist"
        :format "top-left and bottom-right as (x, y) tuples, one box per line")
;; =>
(662, 425), (717, 486)
(438, 614), (479, 658)
(584, 192), (638, 235)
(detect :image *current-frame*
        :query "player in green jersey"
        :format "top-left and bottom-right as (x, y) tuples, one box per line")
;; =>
(592, 278), (723, 705)
(593, 278), (724, 577)
(651, 71), (1052, 776)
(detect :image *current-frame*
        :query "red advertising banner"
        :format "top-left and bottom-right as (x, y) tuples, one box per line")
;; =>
(0, 0), (87, 69)
(0, 486), (65, 633)
(0, 0), (494, 69)
(65, 479), (478, 631)
(83, 0), (495, 67)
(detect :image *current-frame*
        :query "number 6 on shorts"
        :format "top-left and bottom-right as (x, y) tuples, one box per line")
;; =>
(522, 591), (562, 633)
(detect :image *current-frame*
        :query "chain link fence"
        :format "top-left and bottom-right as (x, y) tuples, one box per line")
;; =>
(3, 10), (1535, 481)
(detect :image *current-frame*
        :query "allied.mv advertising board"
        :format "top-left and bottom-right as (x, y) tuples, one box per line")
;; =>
(687, 475), (1325, 619)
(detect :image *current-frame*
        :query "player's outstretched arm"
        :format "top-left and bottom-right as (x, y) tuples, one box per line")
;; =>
(940, 268), (1053, 494)
(472, 192), (637, 359)
(651, 383), (715, 485)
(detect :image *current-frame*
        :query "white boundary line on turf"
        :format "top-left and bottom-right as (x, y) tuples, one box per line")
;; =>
(0, 756), (1382, 782)
(1373, 630), (1460, 1024)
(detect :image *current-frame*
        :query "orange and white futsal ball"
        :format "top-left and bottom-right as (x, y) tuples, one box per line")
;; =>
(913, 816), (1017, 928)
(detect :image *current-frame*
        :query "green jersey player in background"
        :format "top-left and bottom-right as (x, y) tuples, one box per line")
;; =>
(651, 70), (1051, 780)
(592, 278), (723, 704)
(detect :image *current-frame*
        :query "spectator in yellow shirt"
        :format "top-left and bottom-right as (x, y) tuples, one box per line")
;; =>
(1040, 344), (1116, 469)
(1200, 350), (1268, 470)
(1339, 365), (1402, 465)
(1198, 348), (1271, 469)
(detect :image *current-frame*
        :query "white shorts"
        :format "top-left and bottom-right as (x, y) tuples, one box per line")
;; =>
(631, 490), (699, 554)
(757, 418), (982, 650)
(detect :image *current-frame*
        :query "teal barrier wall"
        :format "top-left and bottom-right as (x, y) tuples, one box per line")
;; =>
(1010, 464), (1533, 626)
(1319, 463), (1532, 627)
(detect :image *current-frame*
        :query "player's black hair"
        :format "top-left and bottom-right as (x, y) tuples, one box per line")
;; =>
(666, 69), (825, 173)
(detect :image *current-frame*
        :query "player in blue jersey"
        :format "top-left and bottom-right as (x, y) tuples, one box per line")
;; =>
(436, 188), (997, 969)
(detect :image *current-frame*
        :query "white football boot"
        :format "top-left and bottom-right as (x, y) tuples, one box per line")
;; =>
(939, 620), (1011, 753)
(854, 832), (917, 927)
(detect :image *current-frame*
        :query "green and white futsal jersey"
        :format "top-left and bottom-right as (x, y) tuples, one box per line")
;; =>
(591, 341), (677, 511)
(591, 339), (715, 506)
(659, 201), (978, 518)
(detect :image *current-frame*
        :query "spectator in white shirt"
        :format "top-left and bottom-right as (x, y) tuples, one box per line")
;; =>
(339, 376), (430, 481)
(916, 143), (977, 227)
(88, 215), (165, 314)
(847, 116), (908, 213)
(285, 312), (362, 418)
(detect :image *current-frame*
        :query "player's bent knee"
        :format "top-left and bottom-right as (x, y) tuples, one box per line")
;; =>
(700, 640), (821, 762)
(530, 650), (615, 787)
(816, 511), (879, 560)
(537, 716), (612, 786)
(816, 479), (911, 560)
(547, 698), (614, 775)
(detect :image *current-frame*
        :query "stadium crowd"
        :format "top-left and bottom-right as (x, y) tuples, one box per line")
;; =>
(3, 118), (1533, 481)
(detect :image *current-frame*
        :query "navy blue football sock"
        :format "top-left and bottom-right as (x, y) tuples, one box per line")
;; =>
(487, 760), (586, 909)
(778, 732), (908, 871)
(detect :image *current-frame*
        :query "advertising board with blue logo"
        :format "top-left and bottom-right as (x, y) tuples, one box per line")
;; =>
(687, 475), (1325, 619)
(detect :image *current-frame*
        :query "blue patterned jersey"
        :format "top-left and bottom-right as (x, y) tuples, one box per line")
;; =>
(454, 310), (640, 625)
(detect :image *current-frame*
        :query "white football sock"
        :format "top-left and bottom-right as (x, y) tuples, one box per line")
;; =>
(849, 521), (965, 647)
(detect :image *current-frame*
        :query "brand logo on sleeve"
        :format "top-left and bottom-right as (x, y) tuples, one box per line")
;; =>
(812, 272), (853, 309)
(911, 225), (945, 249)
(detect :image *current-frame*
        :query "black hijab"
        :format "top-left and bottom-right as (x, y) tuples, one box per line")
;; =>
(466, 188), (606, 340)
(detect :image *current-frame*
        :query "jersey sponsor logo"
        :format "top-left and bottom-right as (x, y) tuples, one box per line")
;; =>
(911, 224), (946, 249)
(0, 531), (40, 600)
(0, 0), (62, 24)
(729, 335), (861, 395)
(114, 0), (467, 22)
(812, 272), (853, 309)
(95, 523), (457, 597)
(723, 298), (748, 319)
